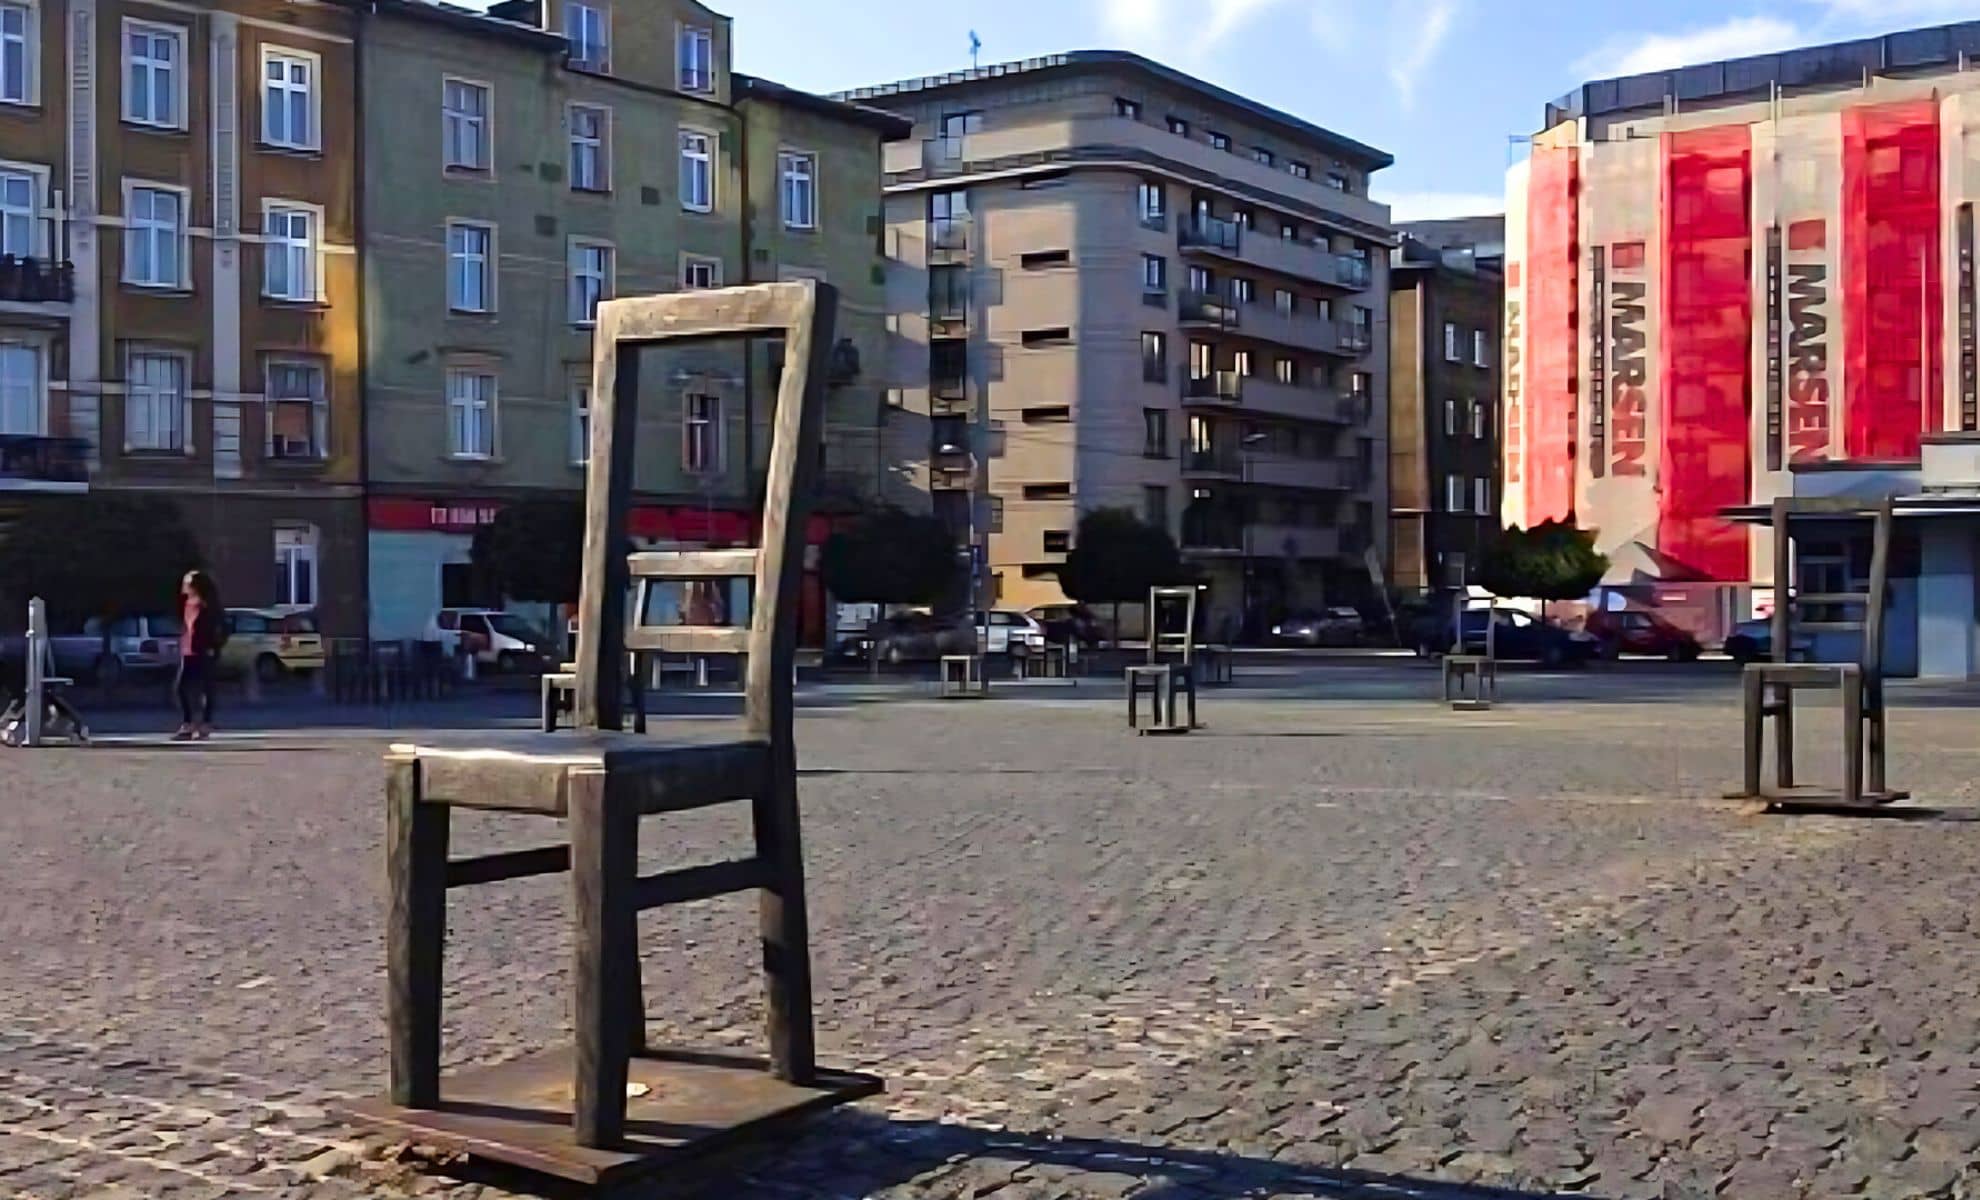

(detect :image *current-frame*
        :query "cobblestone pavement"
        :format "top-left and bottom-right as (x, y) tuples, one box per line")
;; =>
(8, 672), (1980, 1198)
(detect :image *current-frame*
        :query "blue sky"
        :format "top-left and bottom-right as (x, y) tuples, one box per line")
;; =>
(478, 0), (1980, 220)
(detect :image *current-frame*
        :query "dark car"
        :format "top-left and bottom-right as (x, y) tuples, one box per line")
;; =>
(1723, 618), (1815, 664)
(846, 613), (976, 665)
(1584, 609), (1703, 661)
(1027, 603), (1107, 648)
(1270, 607), (1364, 647)
(1459, 608), (1600, 666)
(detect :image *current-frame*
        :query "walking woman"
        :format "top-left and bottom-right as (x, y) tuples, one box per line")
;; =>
(174, 570), (222, 741)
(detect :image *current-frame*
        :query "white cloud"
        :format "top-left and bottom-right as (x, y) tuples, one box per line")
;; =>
(1387, 0), (1459, 112)
(1097, 0), (1359, 63)
(1575, 16), (1804, 79)
(1375, 188), (1505, 222)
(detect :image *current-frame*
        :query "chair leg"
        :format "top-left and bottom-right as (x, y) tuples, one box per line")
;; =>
(571, 773), (638, 1149)
(755, 746), (817, 1084)
(1842, 680), (1863, 807)
(1741, 670), (1763, 797)
(386, 757), (448, 1110)
(1776, 685), (1796, 791)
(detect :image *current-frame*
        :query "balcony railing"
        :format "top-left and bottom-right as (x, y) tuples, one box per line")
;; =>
(928, 218), (970, 261)
(1179, 289), (1238, 328)
(1181, 517), (1245, 553)
(1178, 215), (1241, 255)
(1333, 255), (1372, 289)
(1183, 370), (1243, 403)
(0, 434), (89, 491)
(1181, 438), (1242, 476)
(0, 256), (75, 304)
(1337, 322), (1373, 353)
(924, 135), (967, 169)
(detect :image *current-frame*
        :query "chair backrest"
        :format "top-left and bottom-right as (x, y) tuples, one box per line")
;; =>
(572, 281), (837, 739)
(1771, 494), (1895, 677)
(1147, 586), (1198, 666)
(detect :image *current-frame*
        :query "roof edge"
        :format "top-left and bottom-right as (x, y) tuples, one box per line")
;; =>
(735, 74), (915, 140)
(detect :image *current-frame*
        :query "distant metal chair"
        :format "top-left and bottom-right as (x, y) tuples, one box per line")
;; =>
(1127, 586), (1200, 734)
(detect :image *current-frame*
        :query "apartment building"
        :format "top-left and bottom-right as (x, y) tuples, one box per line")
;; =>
(842, 52), (1394, 633)
(1388, 218), (1503, 594)
(357, 0), (904, 638)
(0, 0), (365, 631)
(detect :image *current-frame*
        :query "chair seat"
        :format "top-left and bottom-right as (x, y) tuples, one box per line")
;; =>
(390, 730), (771, 817)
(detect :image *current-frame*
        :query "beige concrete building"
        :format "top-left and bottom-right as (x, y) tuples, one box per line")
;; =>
(841, 52), (1395, 632)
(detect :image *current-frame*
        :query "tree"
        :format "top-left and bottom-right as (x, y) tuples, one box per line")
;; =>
(1057, 508), (1186, 636)
(469, 498), (586, 605)
(0, 496), (201, 627)
(820, 507), (957, 607)
(1478, 519), (1609, 602)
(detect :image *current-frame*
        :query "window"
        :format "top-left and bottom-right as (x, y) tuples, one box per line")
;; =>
(1136, 180), (1165, 224)
(1143, 485), (1168, 529)
(265, 358), (326, 460)
(1289, 161), (1311, 180)
(569, 241), (612, 325)
(1208, 131), (1230, 151)
(1021, 405), (1070, 423)
(778, 150), (816, 229)
(1472, 398), (1490, 440)
(1021, 327), (1071, 348)
(1325, 170), (1351, 192)
(1252, 147), (1273, 166)
(679, 128), (713, 212)
(569, 104), (608, 191)
(262, 49), (317, 150)
(929, 262), (967, 318)
(1280, 222), (1296, 242)
(1023, 482), (1071, 500)
(1142, 407), (1167, 457)
(1446, 474), (1465, 513)
(1043, 530), (1071, 554)
(1231, 277), (1254, 306)
(1473, 328), (1490, 368)
(447, 222), (493, 312)
(126, 350), (187, 452)
(683, 392), (721, 473)
(1141, 254), (1166, 295)
(1444, 322), (1461, 362)
(1166, 116), (1188, 136)
(562, 1), (609, 71)
(1234, 208), (1253, 230)
(678, 25), (713, 92)
(124, 185), (184, 288)
(124, 21), (184, 128)
(1274, 288), (1294, 316)
(1141, 331), (1166, 383)
(1474, 478), (1492, 516)
(1275, 357), (1296, 385)
(1186, 264), (1212, 294)
(0, 4), (28, 105)
(570, 375), (591, 464)
(273, 526), (317, 608)
(446, 369), (496, 458)
(0, 167), (35, 256)
(1020, 249), (1070, 269)
(1444, 399), (1458, 437)
(1188, 339), (1212, 380)
(261, 204), (318, 303)
(1114, 97), (1140, 119)
(442, 79), (489, 172)
(682, 255), (720, 289)
(0, 341), (40, 435)
(1233, 349), (1253, 378)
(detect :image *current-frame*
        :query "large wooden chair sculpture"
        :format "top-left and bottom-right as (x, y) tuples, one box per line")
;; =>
(338, 281), (878, 1186)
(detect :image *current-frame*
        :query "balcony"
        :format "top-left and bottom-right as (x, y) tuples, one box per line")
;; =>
(1337, 322), (1374, 353)
(1227, 304), (1371, 357)
(1240, 377), (1358, 423)
(929, 459), (974, 490)
(0, 256), (75, 306)
(1178, 215), (1242, 256)
(1181, 222), (1374, 291)
(0, 434), (89, 492)
(1179, 289), (1237, 329)
(1181, 516), (1342, 560)
(923, 134), (968, 170)
(1182, 370), (1243, 404)
(1247, 455), (1360, 491)
(1180, 439), (1242, 477)
(929, 301), (969, 336)
(928, 218), (970, 263)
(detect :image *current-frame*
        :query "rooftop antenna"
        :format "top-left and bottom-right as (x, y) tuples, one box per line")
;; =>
(969, 30), (981, 70)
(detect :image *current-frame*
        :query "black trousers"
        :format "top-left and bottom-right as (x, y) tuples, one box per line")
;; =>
(175, 655), (216, 725)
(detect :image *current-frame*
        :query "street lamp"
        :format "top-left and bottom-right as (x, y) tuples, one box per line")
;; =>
(1239, 431), (1269, 641)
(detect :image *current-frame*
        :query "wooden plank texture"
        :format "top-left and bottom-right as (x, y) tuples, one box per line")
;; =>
(446, 845), (571, 889)
(624, 627), (750, 655)
(632, 858), (770, 911)
(627, 550), (761, 578)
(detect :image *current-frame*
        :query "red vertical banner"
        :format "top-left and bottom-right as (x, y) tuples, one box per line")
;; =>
(1525, 144), (1579, 523)
(1843, 99), (1943, 459)
(1660, 127), (1753, 582)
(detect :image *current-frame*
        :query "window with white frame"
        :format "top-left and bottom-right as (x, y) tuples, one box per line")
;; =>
(569, 374), (591, 465)
(125, 185), (185, 288)
(263, 205), (317, 302)
(0, 341), (41, 435)
(682, 255), (720, 289)
(0, 167), (35, 256)
(446, 368), (495, 458)
(126, 349), (188, 452)
(262, 49), (316, 150)
(1474, 477), (1492, 516)
(562, 1), (609, 71)
(0, 4), (31, 106)
(778, 150), (816, 230)
(442, 79), (489, 171)
(683, 392), (721, 473)
(447, 221), (493, 313)
(266, 358), (326, 460)
(568, 240), (611, 325)
(679, 129), (712, 212)
(124, 21), (184, 128)
(1473, 328), (1490, 368)
(569, 104), (607, 191)
(273, 525), (317, 608)
(1445, 473), (1464, 514)
(678, 25), (713, 92)
(1443, 321), (1460, 362)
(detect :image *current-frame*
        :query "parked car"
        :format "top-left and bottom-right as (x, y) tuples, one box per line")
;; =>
(1270, 607), (1365, 648)
(1458, 608), (1601, 666)
(220, 608), (325, 681)
(1027, 603), (1107, 648)
(846, 613), (976, 665)
(978, 610), (1048, 657)
(1723, 618), (1815, 664)
(424, 609), (553, 673)
(84, 614), (182, 683)
(1584, 608), (1703, 661)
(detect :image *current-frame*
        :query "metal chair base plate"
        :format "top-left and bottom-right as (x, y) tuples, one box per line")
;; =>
(1723, 785), (1911, 811)
(336, 1046), (881, 1187)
